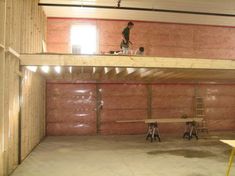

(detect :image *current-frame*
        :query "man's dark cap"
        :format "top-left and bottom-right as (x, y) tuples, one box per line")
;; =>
(128, 21), (134, 26)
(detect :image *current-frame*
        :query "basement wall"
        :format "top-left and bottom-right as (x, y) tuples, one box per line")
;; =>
(46, 83), (235, 136)
(47, 18), (235, 59)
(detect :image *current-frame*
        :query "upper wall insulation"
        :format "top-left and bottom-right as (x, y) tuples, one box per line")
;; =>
(47, 18), (235, 59)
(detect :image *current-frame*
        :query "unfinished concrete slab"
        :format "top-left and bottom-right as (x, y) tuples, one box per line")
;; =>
(11, 134), (235, 176)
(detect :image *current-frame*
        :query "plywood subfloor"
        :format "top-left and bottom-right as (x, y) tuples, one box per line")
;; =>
(11, 134), (235, 176)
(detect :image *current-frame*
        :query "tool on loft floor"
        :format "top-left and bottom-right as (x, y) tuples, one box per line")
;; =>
(146, 123), (161, 142)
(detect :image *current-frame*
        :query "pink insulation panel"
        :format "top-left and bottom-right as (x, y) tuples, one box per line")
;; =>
(199, 85), (235, 131)
(151, 85), (195, 134)
(99, 84), (147, 135)
(46, 83), (235, 136)
(48, 18), (235, 59)
(47, 83), (97, 135)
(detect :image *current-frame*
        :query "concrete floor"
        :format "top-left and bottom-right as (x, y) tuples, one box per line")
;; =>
(11, 133), (235, 176)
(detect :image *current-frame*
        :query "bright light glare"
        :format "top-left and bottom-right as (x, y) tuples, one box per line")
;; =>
(104, 67), (109, 74)
(26, 66), (37, 72)
(71, 25), (97, 54)
(54, 66), (61, 74)
(92, 67), (96, 74)
(115, 67), (120, 74)
(41, 66), (49, 73)
(69, 67), (72, 73)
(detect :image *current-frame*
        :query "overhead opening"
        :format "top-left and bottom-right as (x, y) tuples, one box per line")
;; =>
(70, 24), (97, 54)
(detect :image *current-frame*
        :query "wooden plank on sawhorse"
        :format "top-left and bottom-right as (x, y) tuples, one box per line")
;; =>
(116, 118), (203, 123)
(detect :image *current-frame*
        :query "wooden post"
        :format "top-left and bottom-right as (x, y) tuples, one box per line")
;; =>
(147, 84), (152, 119)
(96, 83), (101, 134)
(0, 0), (6, 175)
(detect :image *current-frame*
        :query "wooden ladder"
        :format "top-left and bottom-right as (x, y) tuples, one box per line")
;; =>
(194, 95), (209, 133)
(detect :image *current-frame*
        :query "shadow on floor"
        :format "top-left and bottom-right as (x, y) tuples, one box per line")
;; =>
(147, 149), (215, 158)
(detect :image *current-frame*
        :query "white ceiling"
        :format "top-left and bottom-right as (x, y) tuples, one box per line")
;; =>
(40, 0), (235, 26)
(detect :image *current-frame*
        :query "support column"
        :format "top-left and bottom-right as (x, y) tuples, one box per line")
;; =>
(96, 83), (102, 134)
(0, 0), (6, 175)
(147, 84), (152, 119)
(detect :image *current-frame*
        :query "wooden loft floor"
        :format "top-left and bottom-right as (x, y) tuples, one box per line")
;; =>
(20, 54), (235, 83)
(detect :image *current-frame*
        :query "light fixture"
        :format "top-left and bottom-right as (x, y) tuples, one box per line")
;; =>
(104, 67), (109, 74)
(93, 67), (96, 74)
(69, 67), (72, 73)
(41, 66), (50, 73)
(54, 66), (61, 74)
(26, 66), (37, 72)
(115, 67), (120, 74)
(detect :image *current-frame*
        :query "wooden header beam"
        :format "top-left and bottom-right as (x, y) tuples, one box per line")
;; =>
(20, 54), (235, 70)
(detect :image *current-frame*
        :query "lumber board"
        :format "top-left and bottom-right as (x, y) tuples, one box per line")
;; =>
(116, 118), (203, 123)
(221, 140), (235, 148)
(145, 118), (203, 123)
(116, 120), (145, 123)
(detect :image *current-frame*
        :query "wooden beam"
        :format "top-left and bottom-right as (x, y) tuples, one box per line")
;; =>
(0, 44), (4, 49)
(6, 47), (20, 58)
(14, 70), (23, 77)
(20, 54), (235, 70)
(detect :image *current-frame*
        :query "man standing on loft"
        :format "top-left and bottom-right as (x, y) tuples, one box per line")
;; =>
(120, 21), (134, 54)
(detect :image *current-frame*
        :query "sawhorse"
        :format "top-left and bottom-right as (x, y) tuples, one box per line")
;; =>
(220, 140), (235, 176)
(183, 121), (198, 140)
(146, 123), (161, 142)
